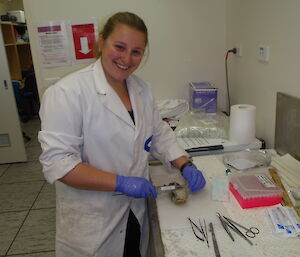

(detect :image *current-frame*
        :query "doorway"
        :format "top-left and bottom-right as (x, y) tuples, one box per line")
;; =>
(0, 1), (39, 163)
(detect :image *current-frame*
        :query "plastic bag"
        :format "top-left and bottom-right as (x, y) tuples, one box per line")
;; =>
(174, 111), (229, 139)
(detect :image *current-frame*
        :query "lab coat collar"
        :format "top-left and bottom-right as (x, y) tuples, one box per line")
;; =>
(92, 59), (144, 130)
(92, 59), (111, 95)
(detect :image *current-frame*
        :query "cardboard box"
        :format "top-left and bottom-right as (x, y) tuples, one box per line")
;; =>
(189, 82), (217, 113)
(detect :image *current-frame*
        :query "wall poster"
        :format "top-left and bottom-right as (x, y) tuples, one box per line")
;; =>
(36, 21), (71, 67)
(70, 18), (98, 63)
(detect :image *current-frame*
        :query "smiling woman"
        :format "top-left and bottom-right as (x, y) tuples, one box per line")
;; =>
(99, 24), (146, 96)
(38, 11), (205, 257)
(94, 12), (149, 110)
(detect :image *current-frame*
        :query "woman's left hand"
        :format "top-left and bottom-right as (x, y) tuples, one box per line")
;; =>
(181, 166), (206, 193)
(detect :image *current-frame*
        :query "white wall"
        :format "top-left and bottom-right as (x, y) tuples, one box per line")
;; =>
(0, 0), (23, 16)
(7, 0), (24, 11)
(226, 0), (300, 147)
(20, 0), (300, 148)
(23, 0), (227, 109)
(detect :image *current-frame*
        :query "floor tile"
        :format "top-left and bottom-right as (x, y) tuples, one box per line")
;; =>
(26, 146), (42, 162)
(0, 164), (9, 177)
(7, 251), (55, 257)
(33, 183), (56, 209)
(6, 160), (42, 173)
(0, 211), (27, 256)
(0, 162), (43, 184)
(8, 208), (55, 255)
(0, 181), (44, 212)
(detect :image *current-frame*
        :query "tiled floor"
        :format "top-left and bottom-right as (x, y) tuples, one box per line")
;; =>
(0, 117), (56, 257)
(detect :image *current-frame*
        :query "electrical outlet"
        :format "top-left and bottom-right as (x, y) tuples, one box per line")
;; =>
(234, 45), (243, 57)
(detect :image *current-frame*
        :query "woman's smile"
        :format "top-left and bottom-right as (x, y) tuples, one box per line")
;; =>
(115, 61), (130, 71)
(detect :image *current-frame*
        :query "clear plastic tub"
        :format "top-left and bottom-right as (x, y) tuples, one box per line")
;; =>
(223, 149), (271, 171)
(229, 173), (282, 209)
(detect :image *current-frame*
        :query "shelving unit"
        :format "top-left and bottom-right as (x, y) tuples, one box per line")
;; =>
(0, 21), (32, 81)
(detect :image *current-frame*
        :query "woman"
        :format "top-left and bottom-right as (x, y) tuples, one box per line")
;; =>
(39, 12), (206, 257)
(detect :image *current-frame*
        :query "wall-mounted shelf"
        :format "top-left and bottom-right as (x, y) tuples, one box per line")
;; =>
(1, 21), (32, 81)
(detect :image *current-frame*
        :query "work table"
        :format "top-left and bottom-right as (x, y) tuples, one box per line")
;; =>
(148, 154), (300, 257)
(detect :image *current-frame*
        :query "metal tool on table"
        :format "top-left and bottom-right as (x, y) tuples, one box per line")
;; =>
(209, 222), (221, 257)
(149, 166), (188, 198)
(157, 184), (184, 193)
(217, 213), (234, 242)
(187, 217), (210, 248)
(223, 216), (259, 238)
(220, 215), (259, 246)
(199, 218), (209, 248)
(203, 218), (209, 248)
(187, 217), (205, 241)
(112, 184), (185, 196)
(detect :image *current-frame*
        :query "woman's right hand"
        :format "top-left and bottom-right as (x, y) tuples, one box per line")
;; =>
(115, 175), (157, 198)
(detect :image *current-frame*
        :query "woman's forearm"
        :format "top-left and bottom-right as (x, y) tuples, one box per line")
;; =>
(59, 156), (189, 191)
(170, 156), (189, 170)
(59, 162), (117, 191)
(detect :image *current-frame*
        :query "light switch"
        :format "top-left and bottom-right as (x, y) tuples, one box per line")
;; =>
(258, 45), (270, 62)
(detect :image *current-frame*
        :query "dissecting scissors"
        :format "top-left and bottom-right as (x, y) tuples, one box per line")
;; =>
(217, 213), (235, 242)
(223, 216), (259, 238)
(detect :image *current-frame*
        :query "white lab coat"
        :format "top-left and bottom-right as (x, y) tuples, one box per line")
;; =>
(38, 59), (186, 257)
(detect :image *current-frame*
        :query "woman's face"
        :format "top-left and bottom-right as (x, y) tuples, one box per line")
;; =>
(99, 24), (146, 86)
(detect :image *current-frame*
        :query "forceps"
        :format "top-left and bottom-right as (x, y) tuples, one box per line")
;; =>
(187, 217), (205, 242)
(223, 216), (259, 238)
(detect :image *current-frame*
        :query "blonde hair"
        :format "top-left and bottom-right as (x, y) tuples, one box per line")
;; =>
(94, 12), (148, 58)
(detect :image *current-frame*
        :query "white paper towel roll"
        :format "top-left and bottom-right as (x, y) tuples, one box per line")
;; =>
(229, 104), (256, 144)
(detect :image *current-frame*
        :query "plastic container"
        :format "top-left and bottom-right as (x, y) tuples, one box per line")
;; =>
(7, 10), (25, 23)
(223, 149), (271, 171)
(229, 173), (282, 209)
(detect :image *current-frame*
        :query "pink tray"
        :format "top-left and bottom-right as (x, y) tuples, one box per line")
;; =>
(229, 182), (282, 209)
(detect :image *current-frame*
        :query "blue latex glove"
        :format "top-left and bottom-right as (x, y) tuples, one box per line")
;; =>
(182, 166), (206, 193)
(115, 175), (157, 199)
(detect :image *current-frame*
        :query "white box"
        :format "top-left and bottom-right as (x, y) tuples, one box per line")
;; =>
(8, 10), (26, 23)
